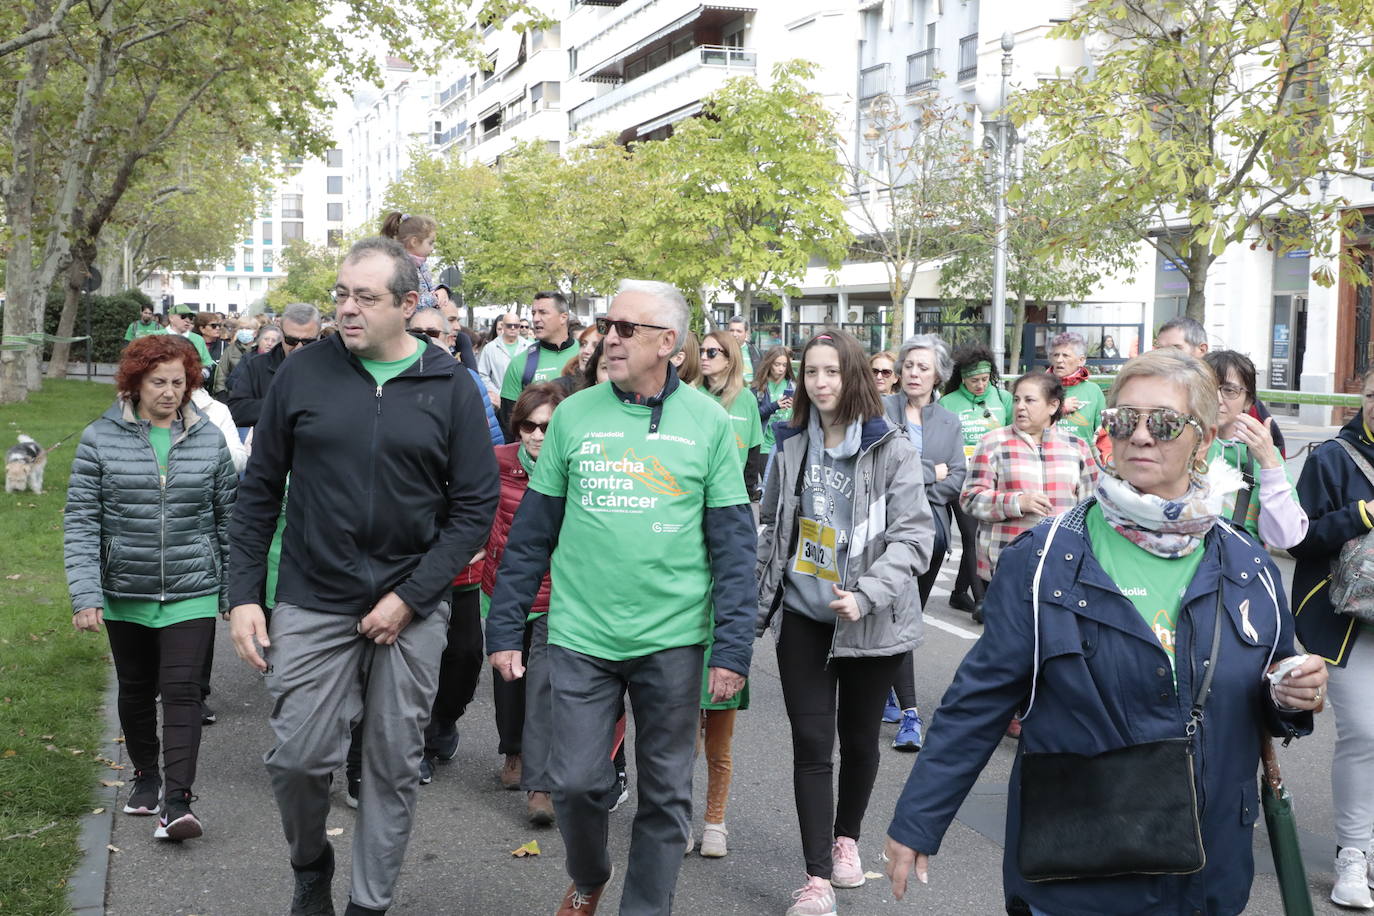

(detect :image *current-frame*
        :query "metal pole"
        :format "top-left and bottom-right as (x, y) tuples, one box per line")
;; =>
(989, 33), (1015, 375)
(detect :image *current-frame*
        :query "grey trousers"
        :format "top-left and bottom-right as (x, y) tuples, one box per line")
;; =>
(520, 613), (554, 792)
(262, 601), (450, 911)
(548, 643), (703, 916)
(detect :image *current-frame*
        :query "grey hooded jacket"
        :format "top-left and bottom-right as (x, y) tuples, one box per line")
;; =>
(882, 393), (967, 507)
(756, 415), (933, 657)
(64, 399), (236, 613)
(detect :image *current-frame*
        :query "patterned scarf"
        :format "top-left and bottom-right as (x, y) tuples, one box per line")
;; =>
(1096, 456), (1243, 558)
(1056, 366), (1092, 387)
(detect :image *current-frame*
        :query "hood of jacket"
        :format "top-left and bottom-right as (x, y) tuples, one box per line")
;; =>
(775, 413), (895, 454)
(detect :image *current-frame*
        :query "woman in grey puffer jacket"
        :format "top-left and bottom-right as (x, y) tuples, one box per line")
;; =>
(756, 329), (933, 916)
(64, 335), (236, 843)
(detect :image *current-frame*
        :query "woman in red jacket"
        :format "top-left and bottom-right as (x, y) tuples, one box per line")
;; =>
(483, 382), (567, 826)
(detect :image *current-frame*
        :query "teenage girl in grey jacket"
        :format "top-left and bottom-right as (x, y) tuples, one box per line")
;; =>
(756, 329), (933, 916)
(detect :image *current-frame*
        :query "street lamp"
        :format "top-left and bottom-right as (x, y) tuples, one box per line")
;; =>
(977, 32), (1016, 375)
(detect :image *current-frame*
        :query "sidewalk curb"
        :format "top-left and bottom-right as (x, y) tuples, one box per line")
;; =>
(67, 660), (121, 915)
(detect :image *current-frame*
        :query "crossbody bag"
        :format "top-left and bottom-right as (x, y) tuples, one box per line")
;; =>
(1330, 440), (1374, 623)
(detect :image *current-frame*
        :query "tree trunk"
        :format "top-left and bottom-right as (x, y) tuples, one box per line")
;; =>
(0, 258), (40, 403)
(1184, 244), (1211, 322)
(47, 257), (88, 380)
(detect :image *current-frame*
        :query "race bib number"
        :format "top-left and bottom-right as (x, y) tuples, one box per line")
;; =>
(792, 517), (840, 582)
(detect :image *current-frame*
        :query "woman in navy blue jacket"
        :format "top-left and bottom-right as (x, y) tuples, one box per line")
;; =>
(884, 350), (1324, 916)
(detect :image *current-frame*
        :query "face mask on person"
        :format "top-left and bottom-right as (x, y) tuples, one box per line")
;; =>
(236, 329), (255, 345)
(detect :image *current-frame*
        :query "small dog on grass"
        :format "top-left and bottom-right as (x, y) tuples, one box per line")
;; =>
(5, 434), (46, 494)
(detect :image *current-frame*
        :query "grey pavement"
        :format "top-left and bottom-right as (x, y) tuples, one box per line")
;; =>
(92, 542), (1356, 916)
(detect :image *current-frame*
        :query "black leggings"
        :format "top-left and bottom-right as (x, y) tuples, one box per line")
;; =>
(776, 611), (903, 879)
(491, 615), (534, 756)
(106, 617), (216, 797)
(893, 506), (950, 709)
(951, 503), (986, 602)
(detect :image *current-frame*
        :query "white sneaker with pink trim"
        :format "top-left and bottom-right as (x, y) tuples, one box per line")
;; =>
(785, 876), (837, 916)
(830, 836), (865, 888)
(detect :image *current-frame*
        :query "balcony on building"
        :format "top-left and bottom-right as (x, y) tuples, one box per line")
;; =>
(859, 63), (888, 102)
(907, 49), (937, 92)
(574, 0), (756, 85)
(958, 34), (978, 83)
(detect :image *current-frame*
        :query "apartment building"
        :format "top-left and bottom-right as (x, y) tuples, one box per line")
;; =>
(346, 57), (434, 226)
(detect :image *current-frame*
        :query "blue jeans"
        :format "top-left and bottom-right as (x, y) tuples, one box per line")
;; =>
(547, 643), (704, 916)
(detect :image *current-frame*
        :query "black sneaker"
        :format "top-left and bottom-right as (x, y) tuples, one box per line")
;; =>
(201, 703), (217, 726)
(153, 789), (202, 841)
(948, 591), (974, 612)
(419, 756), (434, 785)
(609, 770), (629, 813)
(971, 599), (984, 625)
(345, 776), (360, 810)
(291, 843), (335, 916)
(428, 720), (459, 762)
(122, 768), (161, 816)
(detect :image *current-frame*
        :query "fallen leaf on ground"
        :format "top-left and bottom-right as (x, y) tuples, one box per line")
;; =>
(1, 750), (15, 758)
(107, 844), (120, 853)
(511, 840), (541, 858)
(5, 574), (20, 580)
(91, 808), (104, 815)
(326, 827), (343, 836)
(99, 780), (123, 787)
(864, 871), (884, 880)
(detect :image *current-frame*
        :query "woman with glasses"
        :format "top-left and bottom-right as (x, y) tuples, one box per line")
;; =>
(885, 349), (1324, 916)
(684, 328), (763, 859)
(481, 382), (567, 827)
(940, 344), (1014, 618)
(758, 329), (932, 915)
(880, 334), (965, 750)
(753, 346), (795, 458)
(960, 372), (1097, 627)
(870, 350), (898, 396)
(1201, 350), (1306, 550)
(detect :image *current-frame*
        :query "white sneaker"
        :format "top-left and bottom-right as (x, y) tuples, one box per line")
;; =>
(1333, 848), (1374, 909)
(830, 836), (865, 888)
(785, 876), (837, 916)
(700, 823), (728, 858)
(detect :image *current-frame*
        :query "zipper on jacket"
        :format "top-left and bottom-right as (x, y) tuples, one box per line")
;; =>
(135, 422), (170, 602)
(364, 383), (382, 601)
(375, 384), (383, 414)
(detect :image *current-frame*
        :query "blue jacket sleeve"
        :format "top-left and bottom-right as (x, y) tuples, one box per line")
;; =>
(1290, 445), (1372, 560)
(488, 491), (564, 655)
(887, 531), (1037, 855)
(467, 368), (504, 446)
(703, 503), (758, 677)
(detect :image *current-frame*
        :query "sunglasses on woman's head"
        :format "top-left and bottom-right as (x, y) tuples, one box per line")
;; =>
(1100, 406), (1202, 442)
(700, 347), (724, 359)
(518, 420), (549, 435)
(872, 367), (894, 378)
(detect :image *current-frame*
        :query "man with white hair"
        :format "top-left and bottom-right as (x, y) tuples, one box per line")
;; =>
(1047, 331), (1105, 447)
(487, 279), (756, 916)
(478, 311), (525, 401)
(227, 302), (321, 428)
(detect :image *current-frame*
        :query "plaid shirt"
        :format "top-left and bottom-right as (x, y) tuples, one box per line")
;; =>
(959, 424), (1099, 579)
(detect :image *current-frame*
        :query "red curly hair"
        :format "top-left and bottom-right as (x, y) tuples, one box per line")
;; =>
(115, 334), (202, 406)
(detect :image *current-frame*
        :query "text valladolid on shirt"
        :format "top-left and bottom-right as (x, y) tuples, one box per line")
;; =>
(500, 343), (571, 401)
(1085, 503), (1205, 675)
(530, 382), (748, 660)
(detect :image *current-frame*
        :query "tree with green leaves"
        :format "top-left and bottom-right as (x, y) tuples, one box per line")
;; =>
(635, 59), (851, 316)
(939, 138), (1141, 371)
(1011, 0), (1374, 321)
(263, 241), (345, 315)
(844, 91), (979, 333)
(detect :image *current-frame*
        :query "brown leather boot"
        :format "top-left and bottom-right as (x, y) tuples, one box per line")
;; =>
(527, 790), (555, 827)
(554, 867), (612, 915)
(500, 753), (522, 790)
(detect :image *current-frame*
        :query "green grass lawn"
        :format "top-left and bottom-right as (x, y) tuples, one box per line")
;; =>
(0, 381), (119, 914)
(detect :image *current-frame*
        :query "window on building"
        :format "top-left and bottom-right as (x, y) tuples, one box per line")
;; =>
(327, 229), (343, 248)
(326, 148), (343, 168)
(327, 202), (343, 221)
(250, 277), (264, 291)
(227, 277), (241, 291)
(262, 221), (273, 245)
(327, 175), (343, 195)
(546, 140), (561, 156)
(243, 248), (254, 271)
(180, 276), (200, 290)
(263, 250), (274, 272)
(531, 24), (560, 51)
(670, 35), (693, 58)
(281, 221), (304, 241)
(281, 194), (304, 218)
(433, 119), (443, 145)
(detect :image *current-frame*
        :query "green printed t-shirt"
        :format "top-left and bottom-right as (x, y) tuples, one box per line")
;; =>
(1056, 380), (1106, 447)
(125, 320), (162, 341)
(358, 337), (423, 387)
(709, 389), (764, 468)
(500, 343), (573, 402)
(1085, 503), (1205, 675)
(161, 329), (213, 370)
(940, 386), (1012, 458)
(530, 382), (748, 661)
(104, 424), (218, 626)
(762, 379), (793, 453)
(1207, 438), (1300, 545)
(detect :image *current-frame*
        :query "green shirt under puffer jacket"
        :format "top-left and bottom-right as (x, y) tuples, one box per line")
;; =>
(64, 399), (237, 614)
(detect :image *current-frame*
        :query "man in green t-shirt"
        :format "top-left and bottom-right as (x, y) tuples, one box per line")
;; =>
(163, 305), (213, 377)
(488, 279), (756, 915)
(1048, 331), (1105, 449)
(124, 304), (162, 342)
(497, 292), (577, 432)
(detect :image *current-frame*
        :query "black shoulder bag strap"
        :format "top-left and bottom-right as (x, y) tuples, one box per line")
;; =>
(1186, 584), (1226, 737)
(1229, 455), (1257, 528)
(520, 345), (542, 388)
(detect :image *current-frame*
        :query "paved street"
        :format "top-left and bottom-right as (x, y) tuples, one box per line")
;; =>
(99, 521), (1356, 915)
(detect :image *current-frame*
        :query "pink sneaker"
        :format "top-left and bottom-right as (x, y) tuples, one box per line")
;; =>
(785, 876), (837, 916)
(830, 836), (865, 888)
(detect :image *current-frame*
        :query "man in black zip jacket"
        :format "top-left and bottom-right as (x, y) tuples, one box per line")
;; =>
(227, 237), (498, 916)
(226, 302), (322, 427)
